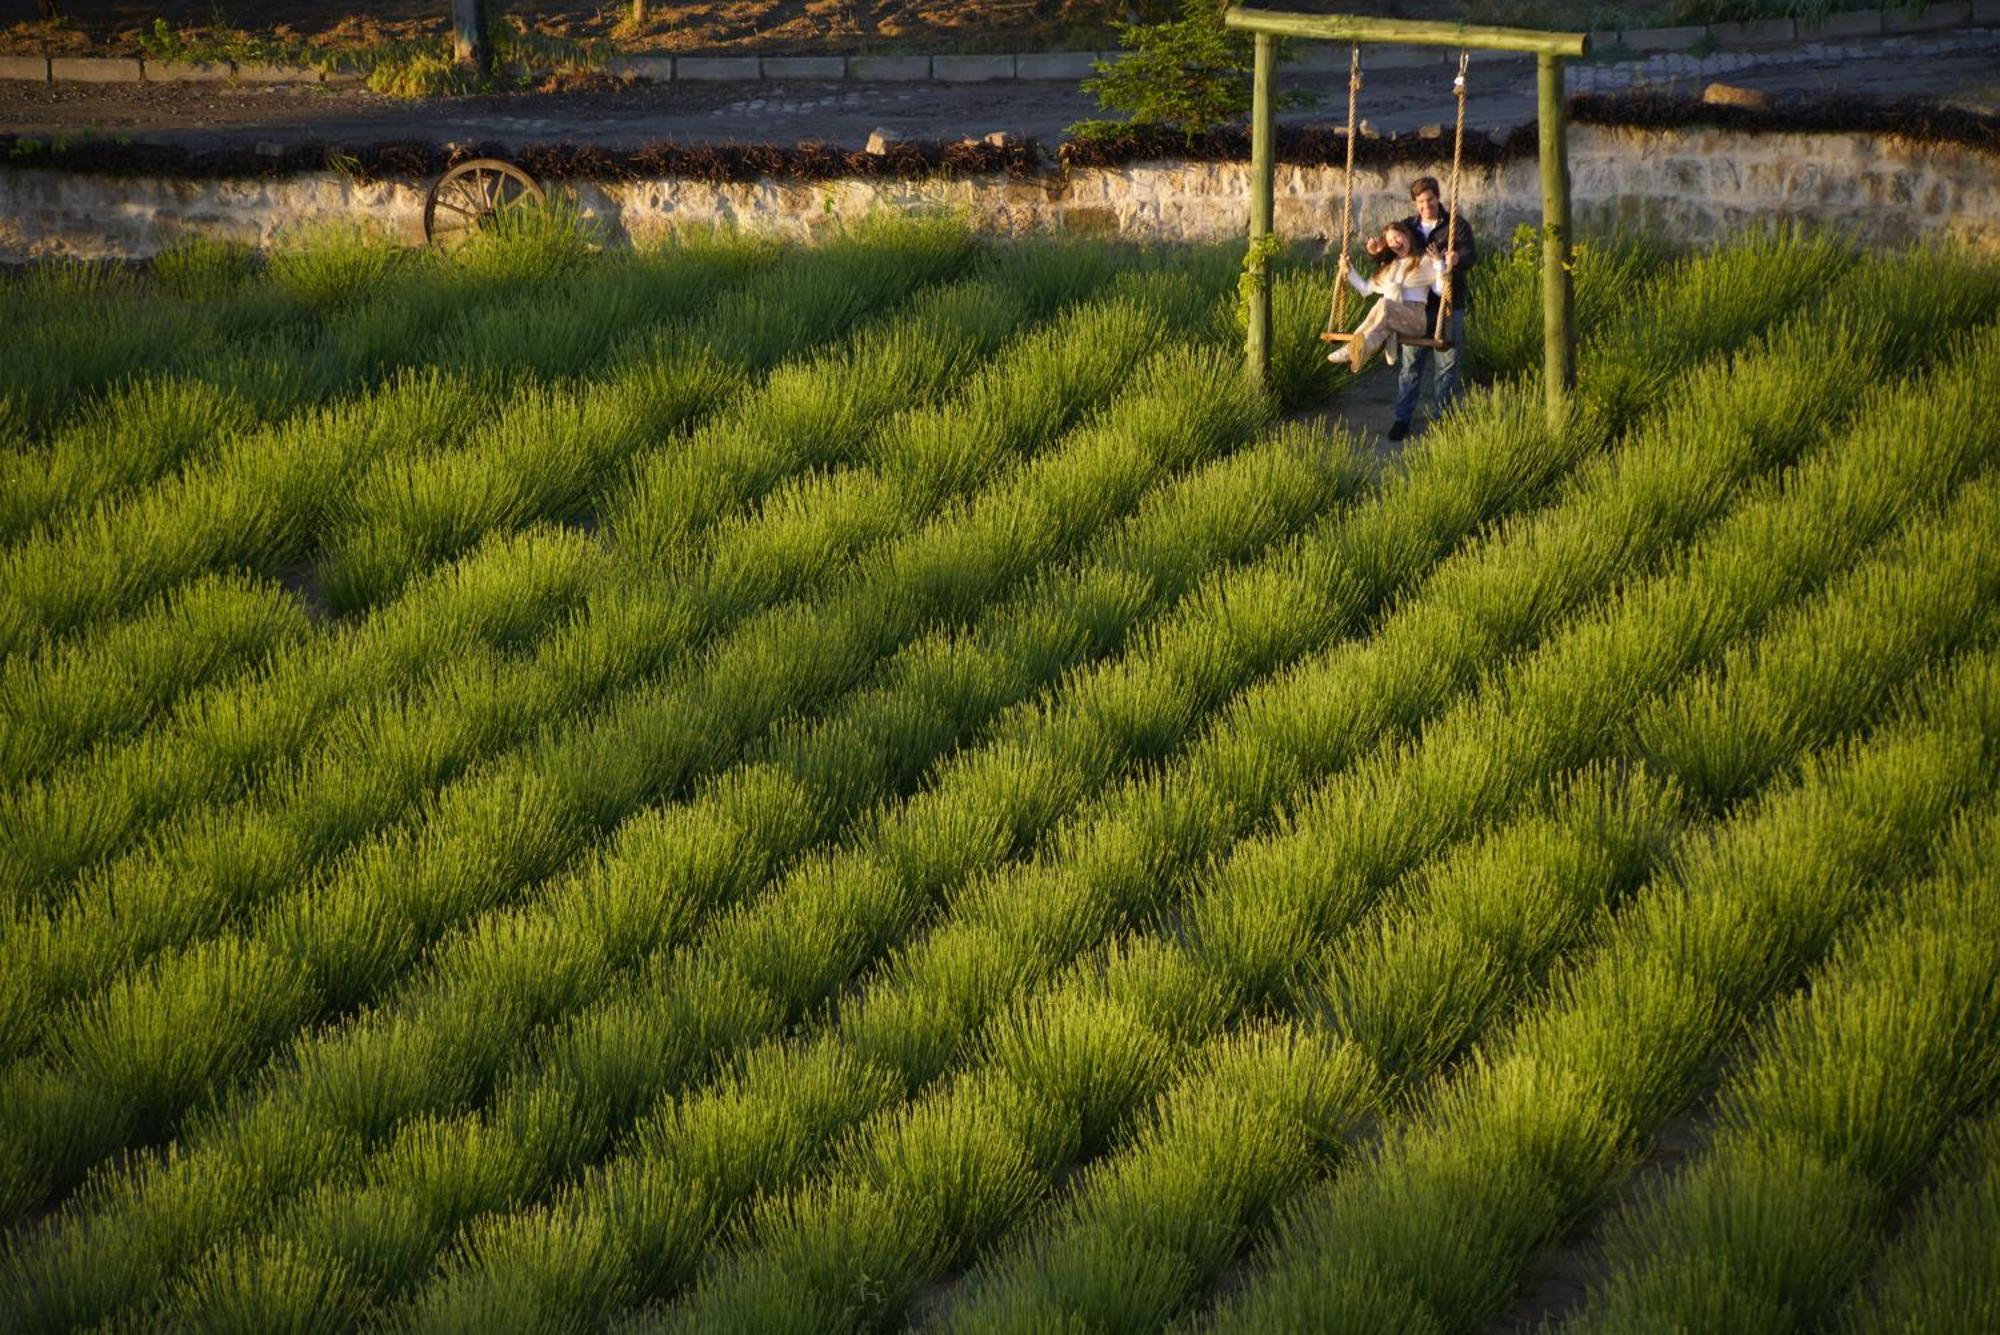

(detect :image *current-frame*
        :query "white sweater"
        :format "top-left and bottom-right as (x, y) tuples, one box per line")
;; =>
(1346, 254), (1444, 304)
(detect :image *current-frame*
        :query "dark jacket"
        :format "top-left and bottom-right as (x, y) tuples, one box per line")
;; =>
(1400, 210), (1476, 314)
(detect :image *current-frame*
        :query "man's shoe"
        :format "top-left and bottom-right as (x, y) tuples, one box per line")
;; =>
(1387, 420), (1410, 442)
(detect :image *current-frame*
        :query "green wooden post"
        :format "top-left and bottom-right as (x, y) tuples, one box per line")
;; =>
(1246, 31), (1277, 386)
(1537, 51), (1575, 426)
(452, 0), (491, 76)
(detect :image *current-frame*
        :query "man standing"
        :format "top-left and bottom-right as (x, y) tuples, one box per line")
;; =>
(1392, 175), (1476, 442)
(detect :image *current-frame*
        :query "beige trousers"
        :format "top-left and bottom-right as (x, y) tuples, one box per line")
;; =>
(1339, 298), (1430, 372)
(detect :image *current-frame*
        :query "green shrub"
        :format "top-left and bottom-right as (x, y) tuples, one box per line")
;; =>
(1071, 0), (1304, 140)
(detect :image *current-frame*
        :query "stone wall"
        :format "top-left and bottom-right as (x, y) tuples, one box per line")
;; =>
(2, 124), (1994, 261)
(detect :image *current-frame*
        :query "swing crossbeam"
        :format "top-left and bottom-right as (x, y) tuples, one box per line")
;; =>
(1225, 8), (1586, 56)
(1229, 6), (1588, 426)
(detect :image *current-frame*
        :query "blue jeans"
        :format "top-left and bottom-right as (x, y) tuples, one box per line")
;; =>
(1394, 307), (1468, 429)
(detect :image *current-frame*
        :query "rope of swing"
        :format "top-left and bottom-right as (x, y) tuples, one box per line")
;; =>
(1324, 44), (1362, 337)
(1434, 49), (1470, 342)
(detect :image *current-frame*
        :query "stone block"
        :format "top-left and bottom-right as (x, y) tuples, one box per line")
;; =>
(1887, 1), (1971, 30)
(1624, 25), (1708, 51)
(1062, 205), (1120, 235)
(1974, 0), (2000, 23)
(1016, 51), (1099, 80)
(1709, 18), (1796, 45)
(144, 59), (232, 82)
(0, 54), (49, 82)
(1702, 81), (1770, 108)
(848, 54), (931, 81)
(608, 55), (675, 82)
(676, 55), (761, 81)
(50, 57), (143, 83)
(934, 54), (1015, 81)
(761, 55), (844, 80)
(232, 63), (319, 84)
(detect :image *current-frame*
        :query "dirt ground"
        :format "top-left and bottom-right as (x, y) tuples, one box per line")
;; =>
(0, 0), (1756, 59)
(5, 2), (1157, 58)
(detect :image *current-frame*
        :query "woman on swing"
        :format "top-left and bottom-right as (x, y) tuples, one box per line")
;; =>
(1326, 219), (1453, 374)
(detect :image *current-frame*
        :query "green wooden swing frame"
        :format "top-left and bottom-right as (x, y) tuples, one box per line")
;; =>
(1227, 6), (1589, 425)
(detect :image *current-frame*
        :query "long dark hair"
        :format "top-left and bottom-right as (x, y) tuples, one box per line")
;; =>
(1381, 219), (1423, 256)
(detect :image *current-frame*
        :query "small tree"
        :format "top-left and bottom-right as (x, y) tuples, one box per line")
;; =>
(1072, 0), (1287, 139)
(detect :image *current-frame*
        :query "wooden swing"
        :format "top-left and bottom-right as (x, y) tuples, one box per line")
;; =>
(1318, 48), (1470, 354)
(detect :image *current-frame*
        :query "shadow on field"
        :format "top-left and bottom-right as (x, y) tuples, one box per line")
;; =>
(1288, 358), (1423, 465)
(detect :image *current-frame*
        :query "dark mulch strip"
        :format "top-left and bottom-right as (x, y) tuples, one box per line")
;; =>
(1058, 121), (1540, 168)
(0, 133), (1045, 182)
(1, 93), (1993, 182)
(1569, 91), (2000, 155)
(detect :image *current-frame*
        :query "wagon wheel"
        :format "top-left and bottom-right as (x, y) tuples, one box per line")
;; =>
(423, 158), (544, 248)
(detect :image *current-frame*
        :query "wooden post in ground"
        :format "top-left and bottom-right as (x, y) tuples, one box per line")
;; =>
(452, 0), (491, 76)
(1537, 51), (1575, 425)
(1246, 32), (1278, 385)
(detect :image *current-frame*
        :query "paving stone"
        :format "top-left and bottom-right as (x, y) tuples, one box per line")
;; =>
(761, 55), (844, 80)
(933, 54), (1016, 81)
(50, 56), (143, 83)
(848, 54), (931, 81)
(676, 56), (761, 81)
(0, 54), (49, 82)
(1015, 51), (1099, 80)
(144, 59), (232, 82)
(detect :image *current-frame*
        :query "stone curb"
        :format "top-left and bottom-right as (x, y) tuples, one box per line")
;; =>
(675, 55), (760, 81)
(1, 3), (1992, 86)
(1015, 51), (1100, 80)
(147, 59), (232, 82)
(1811, 10), (1887, 36)
(847, 54), (932, 81)
(934, 53), (1017, 81)
(49, 56), (142, 83)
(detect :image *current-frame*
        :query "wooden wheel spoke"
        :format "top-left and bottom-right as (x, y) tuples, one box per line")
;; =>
(454, 176), (489, 218)
(424, 159), (544, 247)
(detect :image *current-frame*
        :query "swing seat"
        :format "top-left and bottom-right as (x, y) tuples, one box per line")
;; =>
(1319, 330), (1455, 351)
